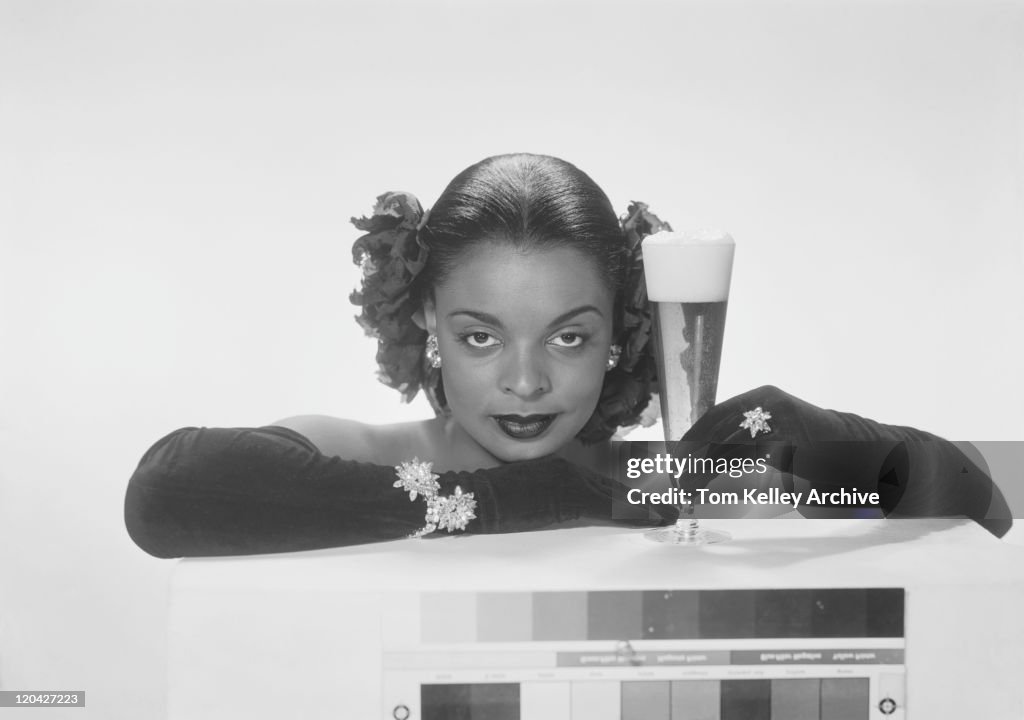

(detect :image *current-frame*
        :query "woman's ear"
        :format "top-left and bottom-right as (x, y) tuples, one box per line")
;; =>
(413, 302), (437, 334)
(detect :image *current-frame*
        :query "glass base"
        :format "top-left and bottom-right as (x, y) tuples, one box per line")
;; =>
(644, 520), (731, 545)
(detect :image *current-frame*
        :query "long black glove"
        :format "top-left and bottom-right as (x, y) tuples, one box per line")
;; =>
(676, 385), (1012, 537)
(124, 425), (677, 558)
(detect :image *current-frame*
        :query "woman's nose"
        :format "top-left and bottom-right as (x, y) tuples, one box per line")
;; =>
(499, 346), (551, 398)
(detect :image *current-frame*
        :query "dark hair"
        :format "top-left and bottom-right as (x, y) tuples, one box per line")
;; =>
(350, 153), (669, 444)
(417, 154), (627, 300)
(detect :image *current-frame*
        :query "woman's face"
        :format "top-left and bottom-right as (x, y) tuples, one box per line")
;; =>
(425, 242), (615, 464)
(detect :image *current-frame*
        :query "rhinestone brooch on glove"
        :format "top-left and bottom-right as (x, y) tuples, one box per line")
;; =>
(393, 458), (476, 538)
(739, 407), (772, 438)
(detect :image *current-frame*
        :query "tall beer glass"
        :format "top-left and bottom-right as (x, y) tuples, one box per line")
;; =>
(642, 230), (735, 545)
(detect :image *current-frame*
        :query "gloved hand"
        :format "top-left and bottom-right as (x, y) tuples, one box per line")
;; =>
(443, 456), (678, 534)
(675, 385), (1012, 537)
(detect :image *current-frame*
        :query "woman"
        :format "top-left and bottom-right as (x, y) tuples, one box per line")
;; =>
(277, 153), (652, 472)
(125, 153), (1011, 558)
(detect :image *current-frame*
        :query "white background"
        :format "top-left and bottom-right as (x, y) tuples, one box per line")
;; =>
(1, 1), (1021, 717)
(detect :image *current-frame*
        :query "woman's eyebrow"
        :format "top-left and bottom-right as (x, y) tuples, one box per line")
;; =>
(447, 309), (504, 326)
(448, 305), (604, 327)
(547, 305), (604, 327)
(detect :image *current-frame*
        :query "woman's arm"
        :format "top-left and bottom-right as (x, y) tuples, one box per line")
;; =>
(269, 415), (377, 462)
(124, 425), (676, 558)
(678, 386), (1013, 537)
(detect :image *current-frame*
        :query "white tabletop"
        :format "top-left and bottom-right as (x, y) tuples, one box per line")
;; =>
(168, 519), (1024, 719)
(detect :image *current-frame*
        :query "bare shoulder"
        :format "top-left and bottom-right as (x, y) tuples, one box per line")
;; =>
(270, 415), (380, 462)
(270, 414), (436, 465)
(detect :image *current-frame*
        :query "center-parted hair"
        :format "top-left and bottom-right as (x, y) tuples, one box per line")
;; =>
(417, 154), (628, 301)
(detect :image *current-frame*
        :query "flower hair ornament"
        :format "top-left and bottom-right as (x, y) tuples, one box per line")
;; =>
(350, 193), (674, 443)
(349, 192), (442, 409)
(574, 201), (673, 443)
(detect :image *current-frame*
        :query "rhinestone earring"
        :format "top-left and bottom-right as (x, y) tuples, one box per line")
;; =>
(607, 344), (622, 371)
(425, 334), (442, 369)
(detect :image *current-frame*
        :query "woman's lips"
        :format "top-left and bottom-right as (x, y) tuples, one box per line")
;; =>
(493, 414), (556, 440)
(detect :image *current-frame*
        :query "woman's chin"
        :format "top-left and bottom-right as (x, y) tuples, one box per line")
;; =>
(493, 446), (557, 463)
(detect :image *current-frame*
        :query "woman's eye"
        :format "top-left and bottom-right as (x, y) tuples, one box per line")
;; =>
(550, 332), (584, 348)
(464, 332), (500, 348)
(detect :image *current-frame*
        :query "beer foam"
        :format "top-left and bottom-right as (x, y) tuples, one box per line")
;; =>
(642, 230), (735, 302)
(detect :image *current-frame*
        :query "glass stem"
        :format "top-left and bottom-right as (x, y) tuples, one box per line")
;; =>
(677, 503), (699, 538)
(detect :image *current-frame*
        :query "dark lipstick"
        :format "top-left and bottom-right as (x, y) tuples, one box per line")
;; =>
(493, 414), (555, 440)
